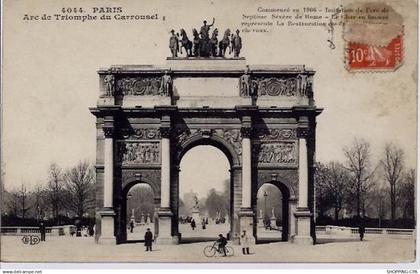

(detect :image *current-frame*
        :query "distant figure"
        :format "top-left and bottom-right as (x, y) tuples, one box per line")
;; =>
(144, 228), (153, 251)
(89, 225), (94, 237)
(191, 219), (196, 230)
(216, 234), (227, 256)
(130, 220), (134, 233)
(240, 230), (250, 255)
(202, 218), (206, 230)
(232, 29), (242, 57)
(169, 29), (179, 58)
(39, 222), (46, 242)
(359, 218), (365, 241)
(83, 226), (88, 237)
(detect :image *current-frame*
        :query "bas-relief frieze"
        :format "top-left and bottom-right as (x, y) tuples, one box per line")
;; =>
(239, 75), (313, 98)
(253, 142), (298, 165)
(118, 142), (160, 164)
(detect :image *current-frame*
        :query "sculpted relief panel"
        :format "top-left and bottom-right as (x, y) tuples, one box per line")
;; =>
(239, 75), (312, 98)
(119, 128), (161, 140)
(254, 142), (297, 165)
(118, 142), (160, 164)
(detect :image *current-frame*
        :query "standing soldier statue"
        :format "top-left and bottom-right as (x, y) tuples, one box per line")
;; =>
(160, 70), (172, 96)
(169, 29), (179, 58)
(232, 29), (242, 57)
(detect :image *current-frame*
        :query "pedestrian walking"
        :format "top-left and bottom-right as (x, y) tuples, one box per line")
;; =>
(202, 218), (206, 230)
(144, 228), (153, 251)
(191, 219), (196, 230)
(39, 222), (46, 242)
(130, 220), (134, 233)
(240, 230), (250, 255)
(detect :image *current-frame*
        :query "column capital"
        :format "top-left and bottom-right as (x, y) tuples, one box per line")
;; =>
(159, 127), (171, 138)
(297, 127), (309, 138)
(103, 127), (114, 138)
(240, 127), (252, 138)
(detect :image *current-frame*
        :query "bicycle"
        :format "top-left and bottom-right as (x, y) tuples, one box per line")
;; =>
(203, 241), (234, 257)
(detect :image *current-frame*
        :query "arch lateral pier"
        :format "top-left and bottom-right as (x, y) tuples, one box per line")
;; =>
(90, 59), (322, 245)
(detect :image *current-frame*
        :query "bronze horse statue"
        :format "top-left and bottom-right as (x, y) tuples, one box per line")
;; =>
(209, 28), (219, 57)
(179, 29), (193, 57)
(218, 29), (231, 57)
(192, 28), (200, 57)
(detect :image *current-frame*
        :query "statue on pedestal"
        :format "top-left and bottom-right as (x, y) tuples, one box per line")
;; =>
(232, 29), (242, 58)
(239, 66), (251, 96)
(169, 29), (179, 58)
(160, 70), (172, 96)
(199, 18), (215, 57)
(103, 74), (114, 96)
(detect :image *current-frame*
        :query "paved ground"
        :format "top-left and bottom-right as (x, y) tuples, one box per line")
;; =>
(0, 234), (415, 263)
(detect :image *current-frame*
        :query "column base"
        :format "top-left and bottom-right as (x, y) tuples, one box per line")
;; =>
(291, 235), (313, 245)
(293, 208), (313, 245)
(238, 208), (256, 245)
(98, 210), (116, 245)
(156, 208), (176, 245)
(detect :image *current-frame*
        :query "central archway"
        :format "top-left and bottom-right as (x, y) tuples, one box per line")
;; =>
(173, 134), (241, 243)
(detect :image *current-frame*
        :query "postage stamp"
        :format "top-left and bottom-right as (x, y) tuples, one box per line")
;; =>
(342, 2), (404, 72)
(346, 34), (403, 71)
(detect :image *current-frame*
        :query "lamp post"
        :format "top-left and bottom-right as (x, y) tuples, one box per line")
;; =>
(264, 191), (268, 225)
(127, 193), (132, 222)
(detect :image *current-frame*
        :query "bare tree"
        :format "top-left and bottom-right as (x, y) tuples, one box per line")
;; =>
(315, 162), (350, 222)
(33, 185), (47, 220)
(380, 143), (404, 222)
(7, 189), (19, 217)
(46, 163), (64, 219)
(63, 161), (95, 218)
(399, 168), (415, 221)
(18, 184), (31, 220)
(344, 138), (376, 218)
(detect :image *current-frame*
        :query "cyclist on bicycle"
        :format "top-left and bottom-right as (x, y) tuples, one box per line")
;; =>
(216, 234), (227, 256)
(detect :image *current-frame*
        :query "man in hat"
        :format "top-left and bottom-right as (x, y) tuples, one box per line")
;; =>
(169, 29), (179, 58)
(240, 230), (251, 255)
(144, 228), (153, 251)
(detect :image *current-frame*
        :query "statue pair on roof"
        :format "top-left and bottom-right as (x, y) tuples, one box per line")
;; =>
(169, 18), (242, 58)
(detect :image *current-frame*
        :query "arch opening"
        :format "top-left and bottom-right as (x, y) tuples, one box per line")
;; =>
(178, 145), (232, 243)
(256, 182), (290, 243)
(121, 182), (157, 243)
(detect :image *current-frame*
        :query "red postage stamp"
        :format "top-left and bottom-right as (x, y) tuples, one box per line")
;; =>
(346, 35), (403, 71)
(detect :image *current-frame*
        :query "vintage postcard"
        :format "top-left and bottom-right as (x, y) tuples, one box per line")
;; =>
(0, 0), (418, 267)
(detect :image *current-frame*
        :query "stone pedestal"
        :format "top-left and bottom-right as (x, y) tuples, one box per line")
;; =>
(156, 208), (177, 245)
(270, 217), (277, 228)
(191, 209), (200, 222)
(98, 210), (116, 244)
(239, 209), (256, 245)
(292, 208), (313, 245)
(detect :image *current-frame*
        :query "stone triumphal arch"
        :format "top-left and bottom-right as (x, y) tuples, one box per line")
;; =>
(90, 57), (322, 245)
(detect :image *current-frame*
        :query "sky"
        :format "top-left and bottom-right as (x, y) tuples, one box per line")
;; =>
(2, 0), (417, 190)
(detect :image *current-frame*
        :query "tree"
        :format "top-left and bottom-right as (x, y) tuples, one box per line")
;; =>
(399, 168), (415, 221)
(315, 161), (351, 222)
(7, 189), (19, 217)
(63, 161), (95, 218)
(344, 138), (376, 218)
(380, 143), (404, 222)
(46, 163), (64, 219)
(205, 188), (229, 219)
(18, 184), (30, 220)
(33, 185), (47, 220)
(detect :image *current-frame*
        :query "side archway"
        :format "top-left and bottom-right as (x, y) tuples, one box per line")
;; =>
(256, 180), (290, 242)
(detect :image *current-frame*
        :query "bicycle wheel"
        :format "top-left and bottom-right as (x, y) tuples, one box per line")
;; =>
(203, 246), (216, 257)
(225, 246), (234, 257)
